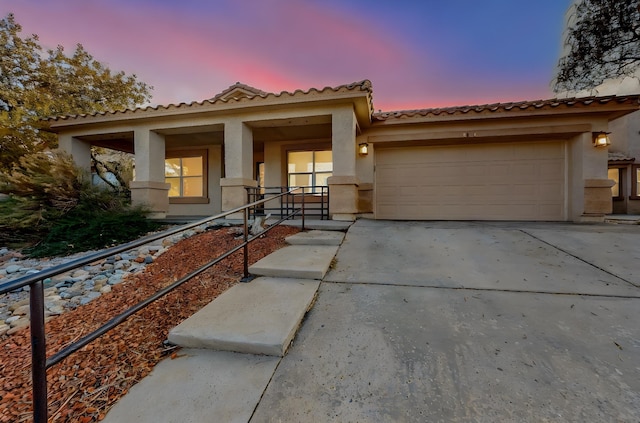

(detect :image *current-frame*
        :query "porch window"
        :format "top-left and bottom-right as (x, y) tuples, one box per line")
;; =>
(287, 150), (332, 193)
(608, 168), (622, 200)
(632, 165), (640, 199)
(165, 150), (208, 203)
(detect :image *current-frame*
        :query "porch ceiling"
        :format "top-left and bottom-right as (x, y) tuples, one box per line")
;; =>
(249, 115), (332, 143)
(73, 116), (332, 153)
(253, 123), (331, 142)
(165, 131), (224, 148)
(77, 132), (134, 153)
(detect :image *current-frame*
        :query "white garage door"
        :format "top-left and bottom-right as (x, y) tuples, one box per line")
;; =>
(375, 141), (565, 221)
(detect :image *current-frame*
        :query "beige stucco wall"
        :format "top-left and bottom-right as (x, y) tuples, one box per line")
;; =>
(610, 111), (640, 158)
(58, 134), (92, 172)
(607, 113), (640, 214)
(355, 134), (374, 214)
(567, 132), (613, 220)
(328, 106), (359, 220)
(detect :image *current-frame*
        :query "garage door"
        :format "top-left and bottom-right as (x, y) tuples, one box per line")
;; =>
(375, 141), (565, 221)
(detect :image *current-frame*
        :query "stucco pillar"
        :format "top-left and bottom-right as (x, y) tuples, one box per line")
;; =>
(221, 119), (256, 218)
(328, 106), (359, 221)
(58, 134), (91, 174)
(570, 131), (613, 222)
(356, 134), (374, 215)
(130, 129), (170, 219)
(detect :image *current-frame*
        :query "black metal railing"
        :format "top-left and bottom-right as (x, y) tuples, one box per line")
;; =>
(246, 186), (329, 221)
(0, 189), (303, 423)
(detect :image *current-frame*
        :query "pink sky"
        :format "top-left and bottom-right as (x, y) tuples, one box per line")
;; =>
(2, 0), (571, 111)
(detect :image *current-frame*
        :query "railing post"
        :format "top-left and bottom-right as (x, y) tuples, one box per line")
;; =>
(301, 187), (306, 230)
(246, 187), (252, 221)
(326, 186), (330, 220)
(30, 280), (48, 423)
(243, 207), (249, 280)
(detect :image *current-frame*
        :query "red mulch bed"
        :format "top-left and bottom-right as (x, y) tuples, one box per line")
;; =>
(0, 225), (299, 422)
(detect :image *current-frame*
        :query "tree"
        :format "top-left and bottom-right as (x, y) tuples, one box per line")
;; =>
(0, 13), (152, 173)
(554, 0), (640, 93)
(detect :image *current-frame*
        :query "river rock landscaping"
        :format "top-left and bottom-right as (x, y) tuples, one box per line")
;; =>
(0, 225), (208, 337)
(0, 224), (298, 422)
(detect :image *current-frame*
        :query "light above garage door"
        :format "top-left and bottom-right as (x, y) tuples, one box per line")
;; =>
(375, 141), (566, 221)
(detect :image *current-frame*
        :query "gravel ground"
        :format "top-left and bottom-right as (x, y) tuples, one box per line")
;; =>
(0, 225), (298, 422)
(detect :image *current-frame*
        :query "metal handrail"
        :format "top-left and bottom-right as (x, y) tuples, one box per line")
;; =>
(0, 188), (303, 423)
(247, 185), (329, 220)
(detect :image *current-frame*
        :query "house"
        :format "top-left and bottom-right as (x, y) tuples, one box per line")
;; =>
(608, 111), (640, 214)
(49, 80), (640, 222)
(556, 0), (640, 216)
(554, 78), (640, 216)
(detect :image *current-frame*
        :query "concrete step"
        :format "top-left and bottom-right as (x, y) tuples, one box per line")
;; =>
(268, 218), (353, 231)
(286, 230), (345, 246)
(249, 245), (339, 279)
(605, 215), (640, 225)
(103, 349), (279, 423)
(168, 277), (320, 356)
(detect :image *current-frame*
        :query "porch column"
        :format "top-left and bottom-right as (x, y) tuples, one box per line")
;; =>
(570, 129), (613, 222)
(58, 134), (91, 174)
(221, 119), (255, 218)
(130, 129), (170, 219)
(328, 106), (359, 221)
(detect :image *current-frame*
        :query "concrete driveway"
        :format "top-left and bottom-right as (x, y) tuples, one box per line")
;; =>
(251, 220), (640, 422)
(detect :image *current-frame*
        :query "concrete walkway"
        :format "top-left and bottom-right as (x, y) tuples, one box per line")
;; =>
(103, 228), (346, 422)
(105, 220), (640, 422)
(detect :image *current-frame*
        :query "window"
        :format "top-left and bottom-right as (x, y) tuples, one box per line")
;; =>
(287, 150), (332, 192)
(165, 150), (208, 203)
(256, 162), (265, 188)
(633, 165), (640, 199)
(608, 168), (622, 200)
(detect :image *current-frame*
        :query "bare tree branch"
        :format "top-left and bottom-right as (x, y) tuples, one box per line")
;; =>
(554, 0), (640, 92)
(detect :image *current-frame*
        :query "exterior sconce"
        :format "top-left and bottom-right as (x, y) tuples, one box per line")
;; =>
(358, 143), (369, 156)
(593, 132), (611, 147)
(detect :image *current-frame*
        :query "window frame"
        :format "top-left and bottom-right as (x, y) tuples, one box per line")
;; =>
(165, 149), (209, 204)
(631, 165), (640, 200)
(287, 150), (333, 192)
(608, 167), (623, 201)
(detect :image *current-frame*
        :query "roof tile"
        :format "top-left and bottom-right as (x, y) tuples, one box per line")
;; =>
(372, 95), (640, 121)
(48, 80), (373, 122)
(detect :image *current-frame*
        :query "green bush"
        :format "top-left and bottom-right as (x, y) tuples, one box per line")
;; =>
(0, 151), (163, 257)
(26, 201), (162, 258)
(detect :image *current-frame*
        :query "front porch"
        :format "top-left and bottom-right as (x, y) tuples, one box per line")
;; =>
(53, 82), (375, 222)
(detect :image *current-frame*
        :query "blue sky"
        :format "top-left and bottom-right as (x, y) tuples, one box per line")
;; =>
(1, 0), (572, 110)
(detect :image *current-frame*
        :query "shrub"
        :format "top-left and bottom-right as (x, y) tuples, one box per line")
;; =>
(26, 202), (162, 258)
(0, 151), (163, 256)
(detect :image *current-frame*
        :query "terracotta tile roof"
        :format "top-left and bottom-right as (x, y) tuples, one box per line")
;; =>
(372, 95), (640, 121)
(48, 80), (373, 122)
(608, 151), (635, 162)
(210, 82), (268, 101)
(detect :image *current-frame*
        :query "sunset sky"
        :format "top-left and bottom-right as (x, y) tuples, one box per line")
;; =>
(2, 0), (571, 111)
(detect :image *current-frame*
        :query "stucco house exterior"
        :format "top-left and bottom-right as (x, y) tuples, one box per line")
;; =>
(608, 111), (640, 214)
(49, 80), (640, 222)
(556, 0), (640, 215)
(555, 77), (640, 216)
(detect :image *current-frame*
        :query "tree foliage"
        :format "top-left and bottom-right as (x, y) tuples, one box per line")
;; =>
(0, 13), (158, 254)
(0, 13), (152, 172)
(554, 0), (640, 92)
(0, 150), (160, 254)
